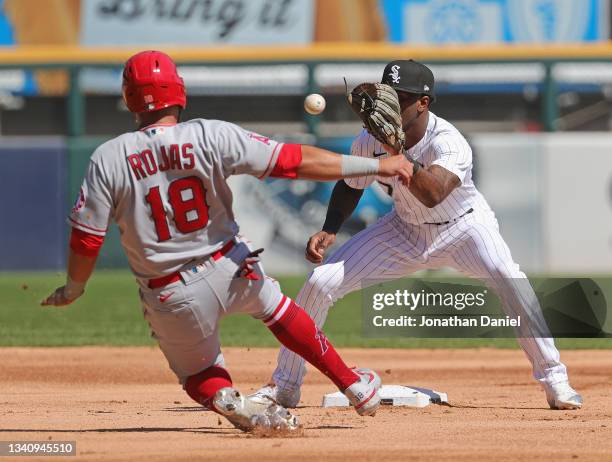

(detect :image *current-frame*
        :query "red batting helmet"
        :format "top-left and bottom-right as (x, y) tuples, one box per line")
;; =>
(122, 50), (186, 113)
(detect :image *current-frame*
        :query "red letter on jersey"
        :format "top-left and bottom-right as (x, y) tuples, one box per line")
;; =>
(169, 144), (181, 170)
(249, 133), (270, 145)
(127, 154), (146, 180)
(159, 146), (171, 171)
(141, 149), (158, 176)
(182, 143), (195, 170)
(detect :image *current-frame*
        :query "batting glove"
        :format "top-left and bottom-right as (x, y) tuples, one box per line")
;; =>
(235, 248), (264, 280)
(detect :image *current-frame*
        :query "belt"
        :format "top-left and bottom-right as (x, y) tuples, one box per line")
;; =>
(424, 208), (474, 226)
(147, 240), (235, 289)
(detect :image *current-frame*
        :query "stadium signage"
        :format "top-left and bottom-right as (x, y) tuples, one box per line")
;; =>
(382, 0), (607, 44)
(81, 0), (314, 45)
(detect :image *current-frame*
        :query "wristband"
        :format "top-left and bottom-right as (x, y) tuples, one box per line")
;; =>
(409, 157), (421, 174)
(341, 156), (379, 177)
(64, 277), (86, 300)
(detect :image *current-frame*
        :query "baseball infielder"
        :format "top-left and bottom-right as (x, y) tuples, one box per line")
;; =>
(41, 51), (417, 432)
(254, 60), (583, 411)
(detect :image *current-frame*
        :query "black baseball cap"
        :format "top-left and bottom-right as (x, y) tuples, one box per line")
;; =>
(381, 59), (435, 101)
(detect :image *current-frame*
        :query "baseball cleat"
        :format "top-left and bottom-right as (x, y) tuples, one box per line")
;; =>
(543, 381), (583, 410)
(343, 368), (382, 416)
(213, 387), (299, 432)
(248, 383), (301, 408)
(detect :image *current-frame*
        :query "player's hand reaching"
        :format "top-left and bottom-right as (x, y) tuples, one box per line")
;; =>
(306, 231), (337, 264)
(378, 153), (414, 186)
(41, 284), (84, 307)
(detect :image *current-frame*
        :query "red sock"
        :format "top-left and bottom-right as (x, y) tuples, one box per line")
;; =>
(264, 296), (359, 391)
(185, 365), (232, 412)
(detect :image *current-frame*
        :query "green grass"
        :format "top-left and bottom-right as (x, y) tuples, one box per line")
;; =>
(0, 270), (610, 349)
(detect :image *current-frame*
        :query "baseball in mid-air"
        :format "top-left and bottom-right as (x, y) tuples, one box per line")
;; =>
(304, 93), (326, 115)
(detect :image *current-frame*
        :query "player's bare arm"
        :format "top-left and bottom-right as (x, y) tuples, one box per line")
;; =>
(408, 164), (461, 208)
(381, 133), (461, 208)
(306, 181), (363, 263)
(298, 145), (413, 185)
(42, 225), (103, 307)
(41, 249), (97, 307)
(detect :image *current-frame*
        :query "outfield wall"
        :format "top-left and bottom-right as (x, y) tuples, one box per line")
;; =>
(2, 133), (611, 274)
(0, 138), (67, 270)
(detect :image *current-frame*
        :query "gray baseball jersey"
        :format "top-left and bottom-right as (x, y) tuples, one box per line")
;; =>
(70, 119), (283, 282)
(345, 112), (491, 224)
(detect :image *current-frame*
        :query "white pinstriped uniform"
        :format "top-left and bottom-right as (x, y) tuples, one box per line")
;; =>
(272, 112), (569, 392)
(345, 112), (490, 225)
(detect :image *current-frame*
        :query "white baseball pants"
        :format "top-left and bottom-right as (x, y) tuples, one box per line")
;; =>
(272, 209), (569, 391)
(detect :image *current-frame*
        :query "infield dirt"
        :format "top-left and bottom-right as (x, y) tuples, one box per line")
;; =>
(1, 347), (610, 461)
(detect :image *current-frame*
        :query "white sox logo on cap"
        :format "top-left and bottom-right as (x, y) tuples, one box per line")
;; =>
(389, 65), (401, 84)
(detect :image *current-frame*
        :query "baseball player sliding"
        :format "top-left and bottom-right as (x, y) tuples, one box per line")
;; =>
(41, 51), (417, 432)
(253, 60), (583, 411)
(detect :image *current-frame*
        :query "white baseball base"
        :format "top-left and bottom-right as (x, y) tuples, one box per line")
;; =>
(322, 385), (448, 408)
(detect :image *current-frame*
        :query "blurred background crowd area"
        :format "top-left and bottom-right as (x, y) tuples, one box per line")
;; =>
(1, 0), (611, 276)
(0, 0), (611, 135)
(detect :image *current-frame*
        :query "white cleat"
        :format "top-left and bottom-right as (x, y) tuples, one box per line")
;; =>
(249, 383), (301, 408)
(543, 381), (583, 410)
(343, 368), (382, 416)
(213, 387), (299, 432)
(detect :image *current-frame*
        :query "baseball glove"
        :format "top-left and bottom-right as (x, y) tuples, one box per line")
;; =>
(347, 82), (405, 152)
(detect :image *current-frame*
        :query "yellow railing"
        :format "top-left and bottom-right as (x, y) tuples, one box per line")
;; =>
(1, 42), (612, 66)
